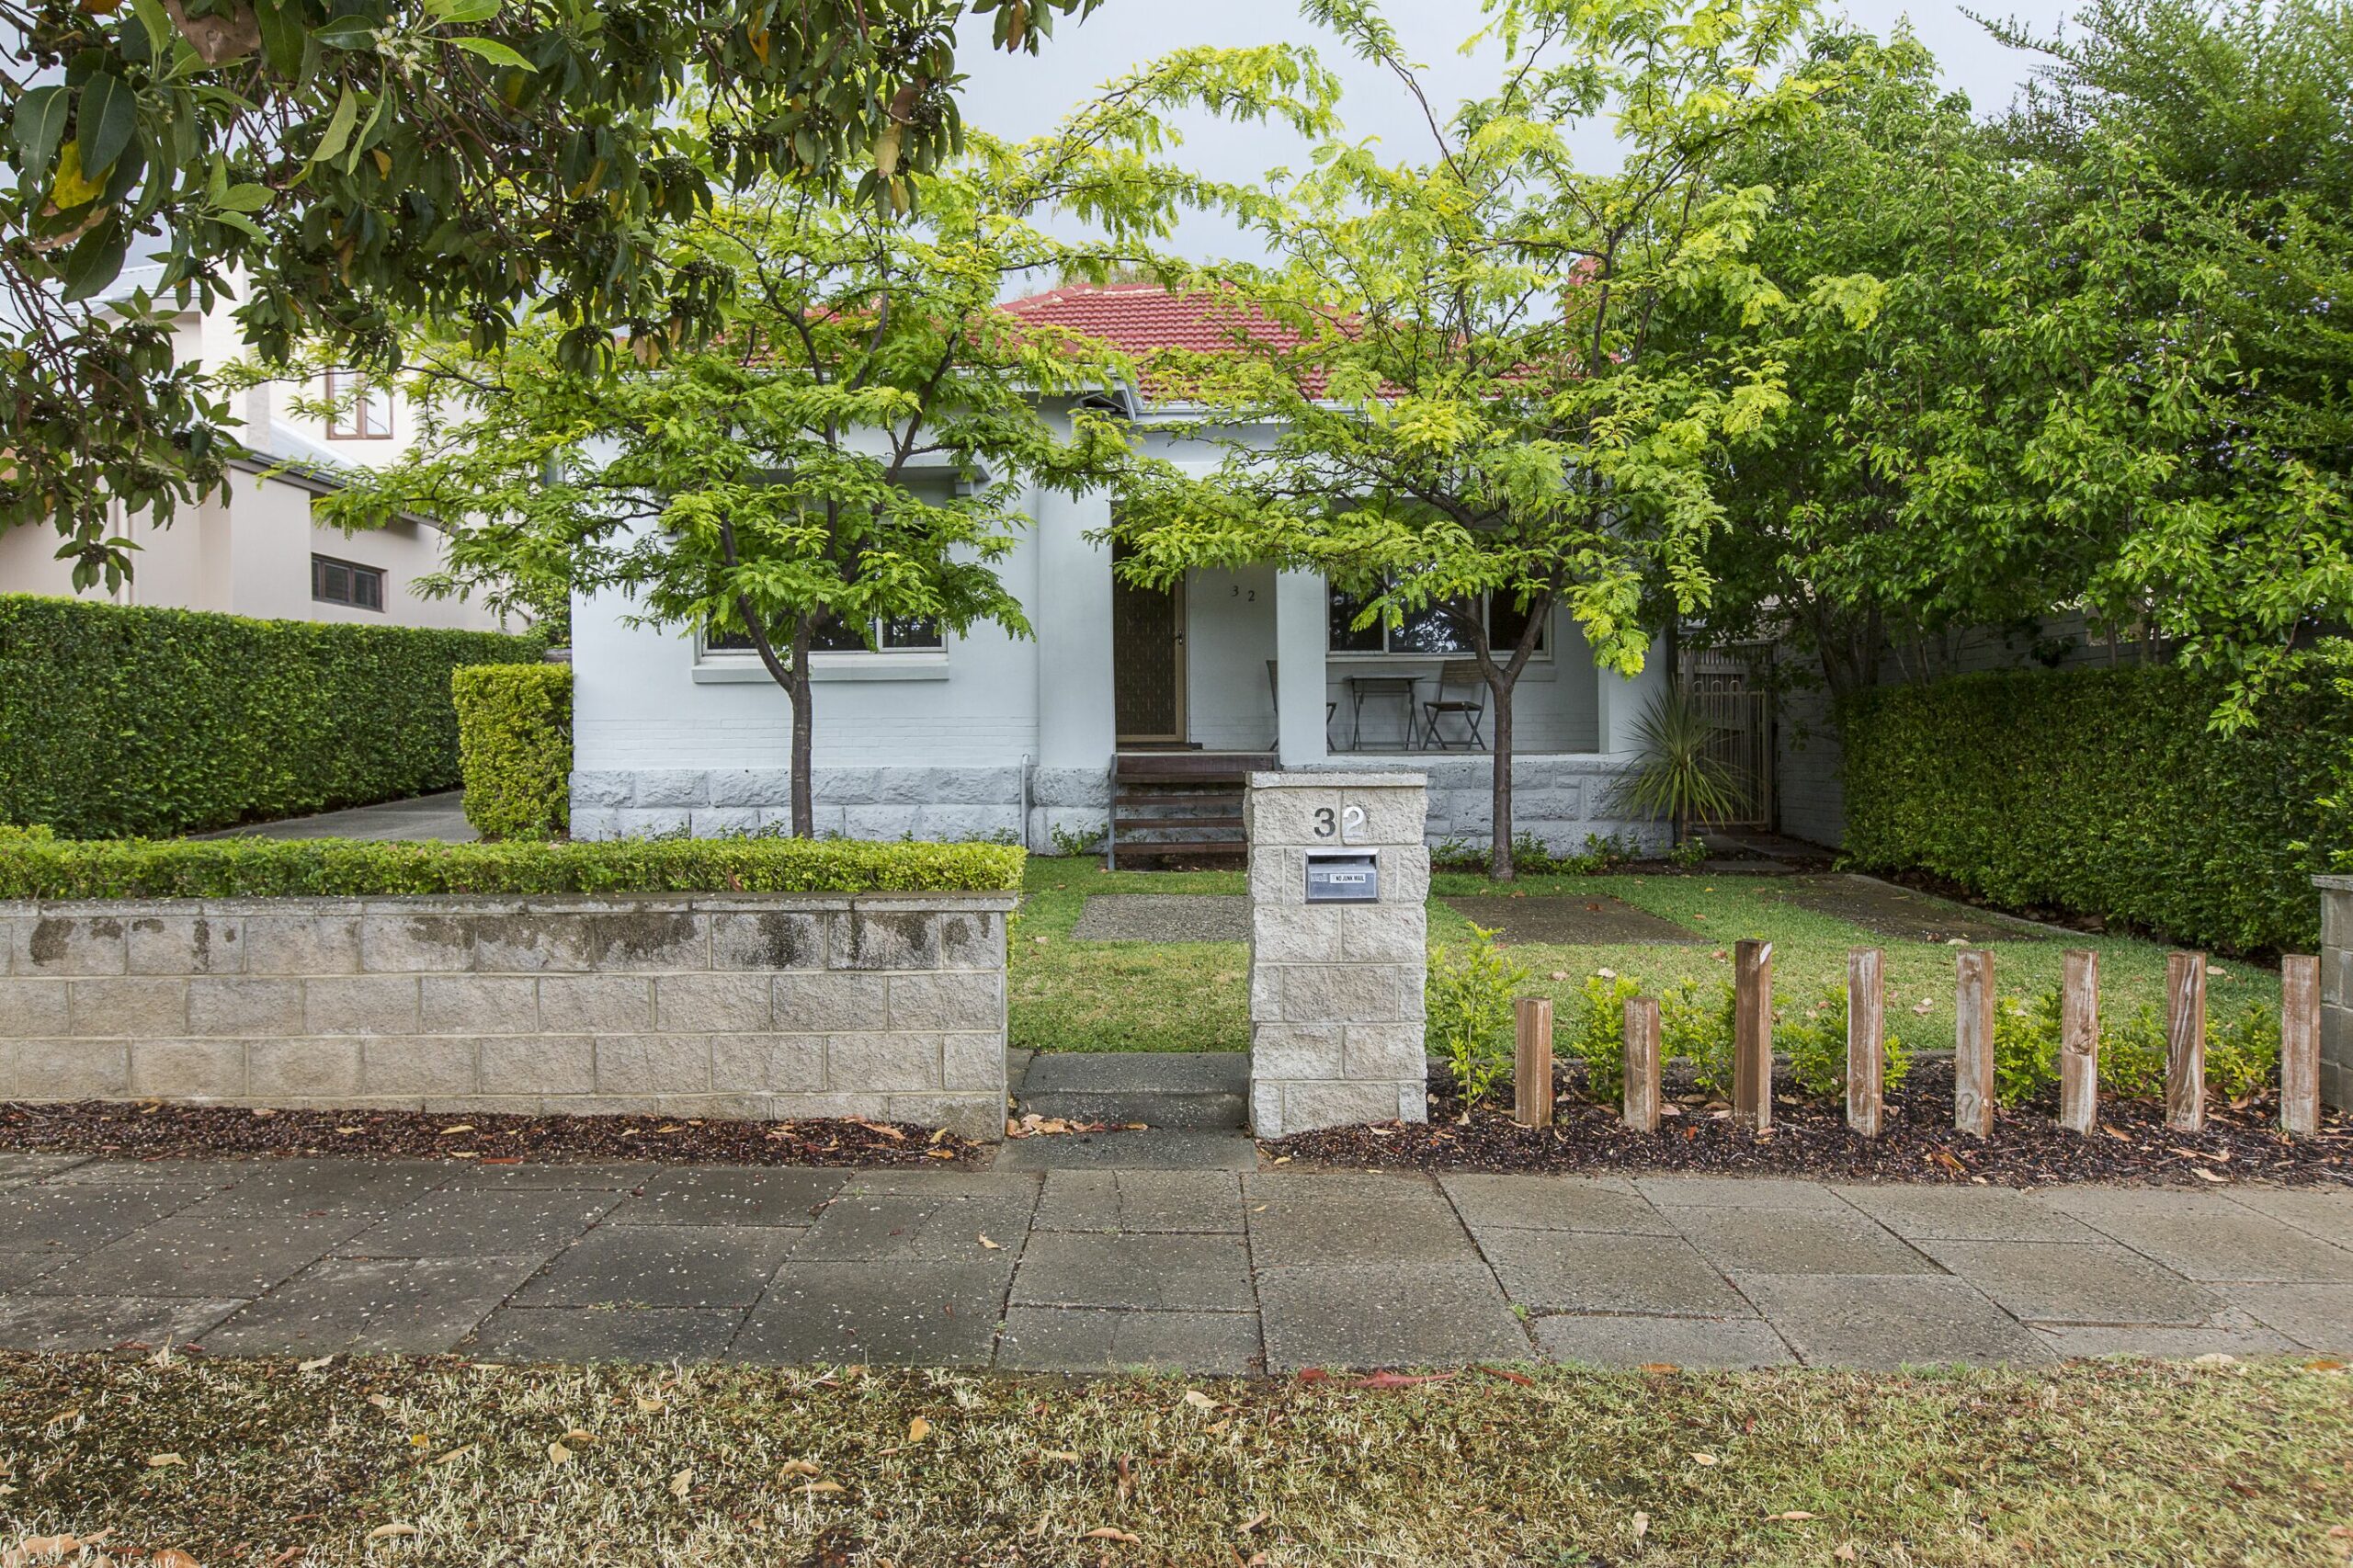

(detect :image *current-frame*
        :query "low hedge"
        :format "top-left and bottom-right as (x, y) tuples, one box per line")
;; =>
(0, 830), (1025, 900)
(0, 594), (539, 839)
(1837, 651), (2353, 955)
(453, 663), (573, 840)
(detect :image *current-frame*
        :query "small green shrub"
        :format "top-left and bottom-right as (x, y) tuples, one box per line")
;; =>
(1427, 922), (1529, 1104)
(1569, 971), (1645, 1103)
(1781, 983), (1913, 1102)
(1047, 822), (1106, 858)
(1993, 990), (2065, 1109)
(2207, 1002), (2281, 1102)
(2101, 1003), (2170, 1099)
(1986, 987), (2279, 1106)
(0, 834), (1025, 898)
(452, 664), (574, 841)
(1661, 978), (1737, 1097)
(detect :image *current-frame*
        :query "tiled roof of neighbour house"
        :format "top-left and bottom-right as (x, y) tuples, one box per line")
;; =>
(998, 281), (1337, 401)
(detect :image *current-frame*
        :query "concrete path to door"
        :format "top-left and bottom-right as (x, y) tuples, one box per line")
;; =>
(192, 790), (476, 843)
(0, 1151), (2347, 1373)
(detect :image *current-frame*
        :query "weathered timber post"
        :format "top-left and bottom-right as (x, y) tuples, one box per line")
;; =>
(2060, 949), (2099, 1135)
(1954, 949), (1995, 1137)
(1623, 996), (1661, 1133)
(2321, 876), (2351, 1114)
(1514, 996), (1554, 1129)
(1847, 947), (1883, 1137)
(2165, 950), (2206, 1132)
(1733, 938), (1773, 1132)
(2281, 954), (2320, 1139)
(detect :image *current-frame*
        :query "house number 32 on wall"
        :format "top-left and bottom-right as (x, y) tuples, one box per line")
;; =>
(1313, 806), (1367, 842)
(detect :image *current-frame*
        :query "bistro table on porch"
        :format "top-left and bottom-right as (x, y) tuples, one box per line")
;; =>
(1344, 673), (1424, 750)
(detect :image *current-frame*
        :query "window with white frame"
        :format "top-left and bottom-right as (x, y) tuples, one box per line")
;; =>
(705, 616), (943, 656)
(324, 369), (394, 439)
(1327, 585), (1546, 656)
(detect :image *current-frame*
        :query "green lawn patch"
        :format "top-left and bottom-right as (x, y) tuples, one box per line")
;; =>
(4, 1355), (2347, 1565)
(1011, 858), (1248, 1052)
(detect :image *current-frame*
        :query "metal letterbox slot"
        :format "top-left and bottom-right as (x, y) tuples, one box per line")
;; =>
(1304, 850), (1380, 904)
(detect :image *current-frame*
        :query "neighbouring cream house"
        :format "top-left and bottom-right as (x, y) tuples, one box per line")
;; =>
(0, 269), (503, 633)
(569, 284), (1671, 857)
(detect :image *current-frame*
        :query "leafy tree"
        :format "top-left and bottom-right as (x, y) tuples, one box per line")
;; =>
(0, 0), (1098, 588)
(1111, 0), (1875, 877)
(315, 52), (1338, 835)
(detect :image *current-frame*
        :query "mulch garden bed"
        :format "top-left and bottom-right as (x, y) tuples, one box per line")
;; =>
(1267, 1058), (2353, 1187)
(0, 1101), (984, 1166)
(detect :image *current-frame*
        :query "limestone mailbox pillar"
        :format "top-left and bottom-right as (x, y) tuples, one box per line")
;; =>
(1245, 771), (1430, 1137)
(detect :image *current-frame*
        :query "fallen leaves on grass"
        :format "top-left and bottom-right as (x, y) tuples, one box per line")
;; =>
(906, 1416), (932, 1444)
(145, 1452), (184, 1468)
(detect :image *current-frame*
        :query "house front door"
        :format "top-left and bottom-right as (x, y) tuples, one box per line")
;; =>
(1111, 540), (1186, 744)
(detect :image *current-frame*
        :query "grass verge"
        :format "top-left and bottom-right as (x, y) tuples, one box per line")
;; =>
(1010, 858), (1247, 1052)
(3, 1355), (2348, 1565)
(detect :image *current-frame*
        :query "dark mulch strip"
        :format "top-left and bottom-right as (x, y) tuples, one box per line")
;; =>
(1266, 1059), (2353, 1187)
(0, 1101), (982, 1166)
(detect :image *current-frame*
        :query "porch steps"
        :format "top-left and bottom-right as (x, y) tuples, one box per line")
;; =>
(1105, 750), (1273, 869)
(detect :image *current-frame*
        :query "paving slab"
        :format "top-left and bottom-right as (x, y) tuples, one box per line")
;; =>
(37, 1159), (244, 1187)
(1248, 1191), (1481, 1268)
(1439, 1175), (1674, 1236)
(0, 1182), (215, 1253)
(1256, 1264), (1529, 1370)
(339, 1188), (620, 1259)
(997, 1308), (1261, 1375)
(1020, 1052), (1250, 1095)
(996, 1131), (1259, 1170)
(607, 1168), (843, 1226)
(1913, 1239), (2222, 1326)
(2035, 1323), (2302, 1359)
(1031, 1170), (1245, 1233)
(1831, 1185), (2101, 1244)
(0, 1154), (89, 1186)
(1670, 1208), (1937, 1277)
(1012, 1232), (1256, 1312)
(199, 1159), (450, 1219)
(1534, 1314), (1794, 1369)
(443, 1163), (663, 1191)
(835, 1170), (1042, 1199)
(511, 1225), (795, 1309)
(1481, 1231), (1751, 1316)
(1769, 875), (2049, 945)
(1634, 1176), (1855, 1212)
(1069, 895), (1250, 943)
(202, 1256), (540, 1355)
(470, 1305), (745, 1363)
(2223, 1284), (2353, 1351)
(2044, 1190), (2353, 1282)
(1739, 1274), (2055, 1369)
(791, 1193), (1035, 1262)
(733, 1259), (1013, 1367)
(2221, 1187), (2353, 1241)
(1440, 894), (1704, 946)
(31, 1215), (369, 1300)
(0, 1293), (244, 1352)
(0, 1251), (72, 1291)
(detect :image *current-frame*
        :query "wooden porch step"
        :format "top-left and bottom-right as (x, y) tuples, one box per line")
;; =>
(1104, 837), (1248, 859)
(1111, 790), (1244, 809)
(1112, 814), (1245, 832)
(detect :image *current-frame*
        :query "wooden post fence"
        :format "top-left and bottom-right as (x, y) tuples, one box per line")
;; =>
(2165, 950), (2206, 1132)
(1847, 948), (1883, 1137)
(1954, 949), (1995, 1137)
(2282, 954), (2321, 1139)
(2060, 949), (2099, 1134)
(1623, 996), (1662, 1133)
(1514, 996), (1554, 1130)
(1733, 938), (1773, 1132)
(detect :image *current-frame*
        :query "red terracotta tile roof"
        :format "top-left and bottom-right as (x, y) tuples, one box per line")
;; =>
(998, 282), (1330, 398)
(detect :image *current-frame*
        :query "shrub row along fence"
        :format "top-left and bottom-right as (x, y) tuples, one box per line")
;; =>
(0, 595), (540, 839)
(1836, 651), (2353, 956)
(1514, 939), (2328, 1139)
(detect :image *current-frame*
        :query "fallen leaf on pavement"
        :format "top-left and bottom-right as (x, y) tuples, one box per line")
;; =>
(977, 1234), (1001, 1250)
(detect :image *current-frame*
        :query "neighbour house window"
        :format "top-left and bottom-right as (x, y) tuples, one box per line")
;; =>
(1327, 585), (1546, 656)
(705, 616), (943, 655)
(324, 369), (393, 438)
(312, 554), (386, 611)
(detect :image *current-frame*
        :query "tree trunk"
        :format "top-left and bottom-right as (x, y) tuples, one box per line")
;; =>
(789, 613), (815, 838)
(1490, 691), (1516, 881)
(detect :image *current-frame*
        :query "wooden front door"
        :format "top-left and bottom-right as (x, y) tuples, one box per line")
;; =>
(1111, 540), (1186, 743)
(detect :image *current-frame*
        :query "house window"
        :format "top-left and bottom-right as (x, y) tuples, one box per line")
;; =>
(324, 369), (393, 439)
(1328, 585), (1546, 656)
(707, 616), (943, 654)
(313, 554), (386, 611)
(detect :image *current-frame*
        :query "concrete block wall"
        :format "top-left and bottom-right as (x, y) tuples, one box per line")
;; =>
(570, 767), (1032, 846)
(1245, 771), (1430, 1138)
(2322, 877), (2351, 1113)
(1305, 753), (1665, 857)
(0, 893), (1015, 1140)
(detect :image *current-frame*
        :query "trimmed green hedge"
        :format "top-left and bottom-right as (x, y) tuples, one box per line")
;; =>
(0, 594), (539, 839)
(0, 828), (1025, 899)
(453, 663), (573, 840)
(1837, 653), (2353, 955)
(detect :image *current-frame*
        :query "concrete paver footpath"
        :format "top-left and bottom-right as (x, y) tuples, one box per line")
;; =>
(0, 1151), (2347, 1371)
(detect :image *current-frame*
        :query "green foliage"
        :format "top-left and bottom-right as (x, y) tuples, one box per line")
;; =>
(1782, 983), (1912, 1103)
(2207, 1003), (2282, 1103)
(1988, 985), (2280, 1108)
(1839, 653), (2353, 954)
(1661, 978), (1739, 1099)
(0, 834), (1023, 899)
(1604, 690), (1747, 845)
(450, 663), (573, 842)
(0, 593), (533, 839)
(1045, 823), (1107, 858)
(1434, 832), (1641, 878)
(0, 0), (1103, 581)
(1427, 922), (1530, 1104)
(1993, 991), (2065, 1110)
(1569, 971), (1643, 1104)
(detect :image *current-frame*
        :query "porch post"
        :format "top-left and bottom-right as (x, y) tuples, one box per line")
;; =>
(1273, 569), (1329, 767)
(1033, 487), (1117, 847)
(1594, 630), (1668, 755)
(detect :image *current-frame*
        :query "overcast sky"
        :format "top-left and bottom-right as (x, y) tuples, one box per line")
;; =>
(957, 1), (2061, 270)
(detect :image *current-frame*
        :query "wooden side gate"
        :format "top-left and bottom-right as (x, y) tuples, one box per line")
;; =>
(1680, 645), (1775, 830)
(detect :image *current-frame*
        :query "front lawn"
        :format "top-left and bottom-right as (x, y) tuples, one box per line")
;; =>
(1010, 859), (1249, 1052)
(4, 1355), (2347, 1565)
